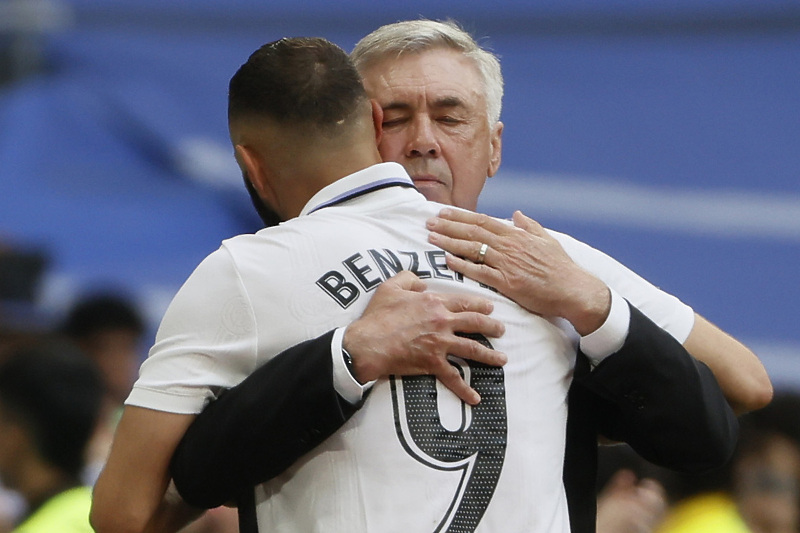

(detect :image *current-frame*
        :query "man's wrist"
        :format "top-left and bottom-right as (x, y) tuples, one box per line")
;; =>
(579, 289), (630, 368)
(332, 327), (375, 404)
(562, 274), (613, 336)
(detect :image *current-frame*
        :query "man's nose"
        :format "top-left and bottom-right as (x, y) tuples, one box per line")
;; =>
(406, 118), (440, 157)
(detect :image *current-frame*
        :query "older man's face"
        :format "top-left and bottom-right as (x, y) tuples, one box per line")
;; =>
(360, 48), (502, 211)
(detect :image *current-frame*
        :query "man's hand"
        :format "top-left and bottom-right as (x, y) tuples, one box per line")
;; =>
(343, 270), (507, 405)
(427, 208), (610, 336)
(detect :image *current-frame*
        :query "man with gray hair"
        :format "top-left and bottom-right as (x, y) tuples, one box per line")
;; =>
(348, 20), (769, 529)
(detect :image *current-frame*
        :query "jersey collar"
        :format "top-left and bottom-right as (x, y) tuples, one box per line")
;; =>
(300, 162), (417, 217)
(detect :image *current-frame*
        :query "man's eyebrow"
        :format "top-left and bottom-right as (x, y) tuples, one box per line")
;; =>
(382, 101), (411, 112)
(432, 96), (465, 109)
(381, 96), (466, 112)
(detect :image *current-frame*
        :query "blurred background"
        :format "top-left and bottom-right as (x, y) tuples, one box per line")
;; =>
(1, 0), (798, 387)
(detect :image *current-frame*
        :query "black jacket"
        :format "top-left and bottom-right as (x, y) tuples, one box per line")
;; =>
(563, 304), (737, 533)
(170, 302), (738, 532)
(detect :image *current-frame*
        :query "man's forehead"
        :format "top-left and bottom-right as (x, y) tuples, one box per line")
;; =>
(361, 49), (484, 106)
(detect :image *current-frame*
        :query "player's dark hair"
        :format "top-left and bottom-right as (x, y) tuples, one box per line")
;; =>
(0, 340), (104, 478)
(228, 37), (368, 131)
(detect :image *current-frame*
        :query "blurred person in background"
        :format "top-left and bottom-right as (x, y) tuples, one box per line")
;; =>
(596, 466), (668, 533)
(59, 294), (239, 532)
(727, 391), (799, 533)
(0, 243), (52, 532)
(58, 292), (146, 484)
(0, 339), (103, 533)
(653, 442), (749, 531)
(733, 404), (800, 533)
(594, 443), (670, 533)
(603, 390), (800, 533)
(59, 293), (145, 408)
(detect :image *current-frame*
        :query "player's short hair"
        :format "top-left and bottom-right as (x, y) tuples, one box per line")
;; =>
(229, 37), (368, 135)
(351, 19), (504, 125)
(0, 340), (103, 478)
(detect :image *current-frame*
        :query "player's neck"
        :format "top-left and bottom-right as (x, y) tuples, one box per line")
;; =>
(278, 146), (382, 220)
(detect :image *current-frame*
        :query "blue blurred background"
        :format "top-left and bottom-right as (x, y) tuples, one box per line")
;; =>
(1, 0), (798, 385)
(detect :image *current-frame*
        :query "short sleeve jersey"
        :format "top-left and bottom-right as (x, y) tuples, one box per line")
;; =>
(127, 162), (693, 533)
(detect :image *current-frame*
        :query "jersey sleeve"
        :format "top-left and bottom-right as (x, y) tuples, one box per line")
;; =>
(169, 329), (363, 509)
(125, 247), (258, 415)
(549, 230), (695, 342)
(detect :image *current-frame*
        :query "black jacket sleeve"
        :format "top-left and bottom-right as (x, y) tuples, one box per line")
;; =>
(583, 302), (738, 470)
(563, 301), (739, 533)
(169, 330), (361, 509)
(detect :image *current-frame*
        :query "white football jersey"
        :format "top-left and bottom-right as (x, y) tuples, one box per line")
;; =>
(128, 162), (692, 532)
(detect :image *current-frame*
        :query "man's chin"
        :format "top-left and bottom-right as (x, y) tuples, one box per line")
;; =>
(412, 180), (450, 204)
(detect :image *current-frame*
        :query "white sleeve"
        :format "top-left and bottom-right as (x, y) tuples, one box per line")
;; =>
(549, 230), (695, 343)
(125, 247), (258, 414)
(580, 287), (631, 367)
(331, 326), (375, 405)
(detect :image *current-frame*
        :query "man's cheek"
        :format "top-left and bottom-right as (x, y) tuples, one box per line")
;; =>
(377, 140), (401, 162)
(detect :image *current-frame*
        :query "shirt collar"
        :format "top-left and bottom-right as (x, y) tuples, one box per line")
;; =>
(299, 162), (416, 217)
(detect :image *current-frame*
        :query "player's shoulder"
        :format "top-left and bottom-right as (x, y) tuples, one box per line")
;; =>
(544, 226), (594, 252)
(223, 215), (330, 244)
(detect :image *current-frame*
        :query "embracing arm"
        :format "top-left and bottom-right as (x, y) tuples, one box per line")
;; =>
(564, 304), (739, 533)
(169, 271), (507, 509)
(580, 303), (739, 469)
(427, 208), (772, 415)
(170, 330), (356, 509)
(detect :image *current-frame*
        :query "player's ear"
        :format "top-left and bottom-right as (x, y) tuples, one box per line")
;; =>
(370, 99), (383, 146)
(235, 144), (277, 205)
